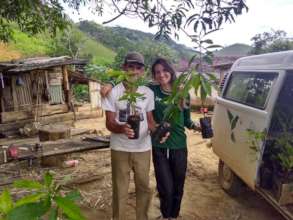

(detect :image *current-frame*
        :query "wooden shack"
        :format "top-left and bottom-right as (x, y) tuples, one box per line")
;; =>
(0, 56), (102, 135)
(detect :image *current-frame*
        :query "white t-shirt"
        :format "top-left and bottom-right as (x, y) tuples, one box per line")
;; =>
(101, 83), (154, 152)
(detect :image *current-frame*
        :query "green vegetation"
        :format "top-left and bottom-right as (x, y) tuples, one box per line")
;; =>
(246, 129), (266, 160)
(78, 21), (190, 67)
(73, 85), (89, 102)
(0, 172), (85, 220)
(50, 25), (115, 65)
(250, 30), (293, 55)
(2, 24), (115, 65)
(10, 29), (53, 57)
(86, 65), (147, 114)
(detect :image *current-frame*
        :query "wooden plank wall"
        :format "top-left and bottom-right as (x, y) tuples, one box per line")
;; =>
(89, 81), (101, 109)
(13, 73), (33, 111)
(1, 104), (69, 123)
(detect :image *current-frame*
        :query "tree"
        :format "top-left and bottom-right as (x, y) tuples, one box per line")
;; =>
(0, 0), (69, 42)
(50, 26), (88, 58)
(250, 30), (293, 54)
(111, 40), (176, 71)
(0, 0), (248, 42)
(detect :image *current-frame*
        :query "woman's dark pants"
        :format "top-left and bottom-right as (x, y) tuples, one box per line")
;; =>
(152, 147), (187, 219)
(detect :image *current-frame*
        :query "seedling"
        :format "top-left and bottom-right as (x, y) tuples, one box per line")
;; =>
(0, 172), (85, 220)
(86, 65), (148, 139)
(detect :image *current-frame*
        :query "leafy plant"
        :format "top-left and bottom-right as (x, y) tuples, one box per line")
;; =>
(86, 64), (148, 115)
(273, 132), (293, 172)
(160, 33), (220, 124)
(0, 172), (86, 220)
(161, 70), (213, 123)
(73, 84), (89, 102)
(246, 129), (266, 160)
(270, 110), (293, 173)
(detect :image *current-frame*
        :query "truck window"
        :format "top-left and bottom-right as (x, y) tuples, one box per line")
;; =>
(223, 72), (277, 109)
(269, 71), (293, 135)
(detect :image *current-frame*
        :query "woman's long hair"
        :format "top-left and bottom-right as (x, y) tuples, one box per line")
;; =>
(151, 58), (176, 84)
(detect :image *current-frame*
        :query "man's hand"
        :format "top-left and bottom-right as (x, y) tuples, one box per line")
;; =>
(100, 83), (113, 97)
(159, 132), (170, 144)
(123, 124), (135, 138)
(192, 121), (201, 132)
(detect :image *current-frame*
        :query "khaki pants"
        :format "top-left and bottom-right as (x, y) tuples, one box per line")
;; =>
(111, 149), (151, 220)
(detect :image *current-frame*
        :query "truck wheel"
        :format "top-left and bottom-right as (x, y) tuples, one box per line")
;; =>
(218, 159), (243, 196)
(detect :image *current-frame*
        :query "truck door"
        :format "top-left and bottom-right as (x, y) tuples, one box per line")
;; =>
(212, 71), (279, 189)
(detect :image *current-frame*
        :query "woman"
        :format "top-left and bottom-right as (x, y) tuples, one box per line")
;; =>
(149, 58), (198, 220)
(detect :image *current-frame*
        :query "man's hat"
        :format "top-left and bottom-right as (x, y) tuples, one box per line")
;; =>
(124, 52), (144, 66)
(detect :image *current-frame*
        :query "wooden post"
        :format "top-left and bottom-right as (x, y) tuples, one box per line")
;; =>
(11, 76), (18, 111)
(0, 88), (3, 123)
(0, 73), (4, 114)
(62, 65), (69, 91)
(62, 65), (71, 108)
(0, 89), (4, 113)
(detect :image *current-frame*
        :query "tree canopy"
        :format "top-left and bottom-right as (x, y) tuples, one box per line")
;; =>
(250, 30), (293, 55)
(0, 0), (248, 42)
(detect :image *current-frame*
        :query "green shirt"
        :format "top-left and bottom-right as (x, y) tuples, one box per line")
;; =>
(148, 84), (194, 149)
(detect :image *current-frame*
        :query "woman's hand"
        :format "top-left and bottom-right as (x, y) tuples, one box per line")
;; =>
(159, 132), (170, 144)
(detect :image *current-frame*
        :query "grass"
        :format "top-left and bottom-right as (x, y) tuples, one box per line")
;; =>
(0, 25), (116, 65)
(9, 29), (53, 57)
(0, 42), (22, 61)
(80, 36), (116, 65)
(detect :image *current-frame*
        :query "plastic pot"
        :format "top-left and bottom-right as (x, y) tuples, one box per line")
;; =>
(127, 115), (140, 139)
(200, 117), (214, 139)
(152, 121), (171, 143)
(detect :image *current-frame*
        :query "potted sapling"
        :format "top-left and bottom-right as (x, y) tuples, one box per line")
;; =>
(153, 34), (219, 141)
(151, 73), (191, 142)
(86, 65), (147, 139)
(119, 75), (148, 139)
(152, 69), (215, 142)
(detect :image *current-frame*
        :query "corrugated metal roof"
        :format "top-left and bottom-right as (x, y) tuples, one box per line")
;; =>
(0, 56), (88, 73)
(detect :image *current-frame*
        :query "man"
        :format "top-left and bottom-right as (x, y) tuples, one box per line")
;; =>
(101, 52), (155, 220)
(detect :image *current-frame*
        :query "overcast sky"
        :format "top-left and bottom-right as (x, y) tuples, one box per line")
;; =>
(65, 0), (293, 48)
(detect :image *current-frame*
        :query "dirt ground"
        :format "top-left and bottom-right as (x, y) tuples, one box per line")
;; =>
(71, 114), (284, 220)
(0, 114), (285, 220)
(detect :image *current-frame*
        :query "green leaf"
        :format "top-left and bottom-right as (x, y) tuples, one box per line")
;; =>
(48, 207), (58, 220)
(15, 193), (45, 207)
(206, 45), (222, 49)
(7, 200), (50, 220)
(54, 196), (86, 220)
(188, 54), (198, 67)
(227, 110), (234, 123)
(0, 189), (13, 214)
(163, 105), (175, 121)
(192, 74), (201, 92)
(200, 86), (207, 102)
(44, 172), (53, 188)
(200, 76), (212, 96)
(205, 72), (218, 82)
(201, 39), (213, 44)
(231, 116), (239, 130)
(65, 191), (81, 202)
(172, 107), (181, 124)
(13, 179), (43, 190)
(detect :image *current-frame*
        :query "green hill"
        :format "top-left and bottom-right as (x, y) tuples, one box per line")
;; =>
(78, 20), (195, 60)
(214, 43), (252, 57)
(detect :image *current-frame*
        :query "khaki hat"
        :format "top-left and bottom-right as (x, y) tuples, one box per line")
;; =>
(124, 52), (144, 66)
